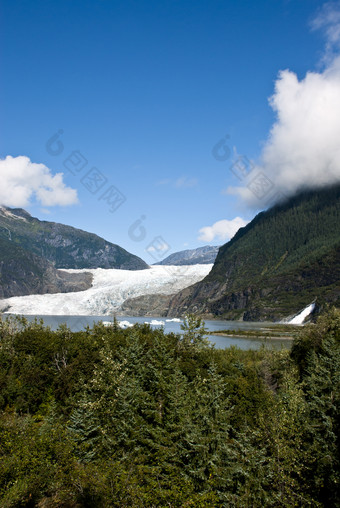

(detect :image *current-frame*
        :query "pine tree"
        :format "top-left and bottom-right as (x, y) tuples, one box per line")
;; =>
(258, 367), (313, 506)
(302, 334), (340, 506)
(180, 314), (210, 352)
(67, 394), (101, 462)
(70, 337), (127, 457)
(291, 308), (340, 505)
(179, 362), (235, 500)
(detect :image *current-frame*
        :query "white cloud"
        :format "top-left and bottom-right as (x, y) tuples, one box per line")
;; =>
(175, 176), (198, 188)
(311, 2), (340, 63)
(198, 217), (249, 243)
(228, 5), (340, 207)
(146, 242), (169, 253)
(0, 155), (78, 208)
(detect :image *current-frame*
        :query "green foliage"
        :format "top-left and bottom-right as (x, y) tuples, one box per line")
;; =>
(291, 307), (340, 506)
(180, 313), (210, 350)
(174, 184), (340, 320)
(0, 310), (338, 506)
(291, 306), (340, 376)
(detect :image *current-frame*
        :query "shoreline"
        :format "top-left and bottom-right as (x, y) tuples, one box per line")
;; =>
(210, 332), (294, 341)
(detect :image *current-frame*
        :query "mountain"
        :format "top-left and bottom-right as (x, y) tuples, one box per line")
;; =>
(167, 185), (340, 321)
(0, 207), (148, 270)
(154, 245), (219, 266)
(0, 236), (92, 299)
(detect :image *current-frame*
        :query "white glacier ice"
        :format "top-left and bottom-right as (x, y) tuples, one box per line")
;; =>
(145, 319), (165, 326)
(103, 320), (134, 328)
(118, 320), (134, 328)
(0, 264), (213, 316)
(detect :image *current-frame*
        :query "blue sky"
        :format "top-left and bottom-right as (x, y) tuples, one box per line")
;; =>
(1, 0), (338, 263)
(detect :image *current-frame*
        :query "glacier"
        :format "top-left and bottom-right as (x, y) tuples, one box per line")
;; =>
(0, 265), (213, 316)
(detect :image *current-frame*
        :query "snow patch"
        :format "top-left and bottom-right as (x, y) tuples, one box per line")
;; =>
(0, 206), (28, 221)
(166, 318), (182, 323)
(145, 319), (165, 326)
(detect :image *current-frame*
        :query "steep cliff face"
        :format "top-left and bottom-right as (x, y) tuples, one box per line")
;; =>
(0, 207), (148, 270)
(167, 186), (340, 321)
(0, 237), (92, 299)
(121, 294), (174, 316)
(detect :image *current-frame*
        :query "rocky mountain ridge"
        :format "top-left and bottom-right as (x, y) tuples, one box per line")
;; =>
(0, 237), (93, 299)
(0, 207), (148, 270)
(155, 245), (219, 266)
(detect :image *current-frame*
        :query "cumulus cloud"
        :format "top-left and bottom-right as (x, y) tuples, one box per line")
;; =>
(228, 4), (340, 207)
(0, 155), (78, 208)
(146, 237), (170, 253)
(198, 217), (249, 243)
(146, 243), (168, 253)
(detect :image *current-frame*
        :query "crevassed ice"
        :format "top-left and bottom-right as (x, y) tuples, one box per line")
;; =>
(1, 265), (213, 316)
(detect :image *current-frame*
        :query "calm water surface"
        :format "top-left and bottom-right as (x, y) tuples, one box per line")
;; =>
(19, 315), (294, 350)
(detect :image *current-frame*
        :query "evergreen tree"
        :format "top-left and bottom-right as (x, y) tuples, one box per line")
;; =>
(180, 314), (210, 351)
(67, 394), (101, 462)
(302, 335), (340, 505)
(179, 362), (235, 500)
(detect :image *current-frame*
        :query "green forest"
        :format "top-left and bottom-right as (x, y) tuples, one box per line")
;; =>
(170, 185), (340, 321)
(0, 310), (339, 507)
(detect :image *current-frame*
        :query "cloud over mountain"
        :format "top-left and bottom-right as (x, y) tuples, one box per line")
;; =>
(227, 3), (340, 206)
(0, 155), (78, 208)
(198, 217), (248, 243)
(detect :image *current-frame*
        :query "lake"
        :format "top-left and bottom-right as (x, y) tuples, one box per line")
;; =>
(19, 314), (294, 350)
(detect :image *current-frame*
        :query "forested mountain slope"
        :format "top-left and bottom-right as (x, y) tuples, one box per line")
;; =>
(167, 185), (340, 320)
